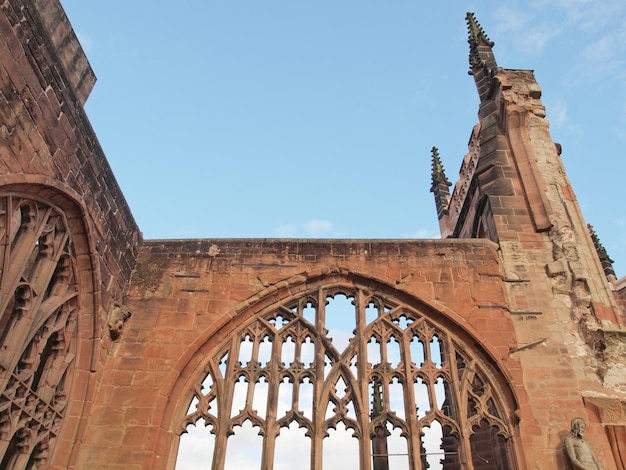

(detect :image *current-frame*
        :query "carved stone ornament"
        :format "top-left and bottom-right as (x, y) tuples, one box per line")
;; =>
(108, 302), (132, 340)
(0, 196), (79, 468)
(564, 417), (603, 470)
(179, 284), (516, 468)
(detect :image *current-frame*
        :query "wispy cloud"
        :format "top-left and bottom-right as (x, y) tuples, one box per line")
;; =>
(536, 0), (625, 31)
(545, 97), (583, 136)
(303, 219), (333, 236)
(495, 0), (626, 57)
(274, 219), (335, 238)
(580, 30), (626, 79)
(616, 103), (626, 140)
(409, 228), (439, 239)
(546, 98), (568, 129)
(74, 31), (94, 53)
(493, 5), (560, 55)
(493, 5), (533, 34)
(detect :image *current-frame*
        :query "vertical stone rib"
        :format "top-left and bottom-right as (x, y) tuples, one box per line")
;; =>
(354, 292), (372, 470)
(261, 337), (280, 470)
(401, 332), (421, 468)
(505, 106), (553, 232)
(213, 337), (241, 469)
(311, 291), (325, 470)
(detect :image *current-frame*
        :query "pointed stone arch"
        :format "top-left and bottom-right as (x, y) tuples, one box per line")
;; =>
(164, 271), (522, 469)
(0, 187), (99, 469)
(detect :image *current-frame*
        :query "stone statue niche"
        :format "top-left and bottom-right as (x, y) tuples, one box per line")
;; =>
(564, 418), (603, 470)
(107, 302), (132, 340)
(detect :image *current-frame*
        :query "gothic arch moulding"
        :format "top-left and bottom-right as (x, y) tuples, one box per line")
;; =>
(0, 188), (98, 469)
(164, 273), (522, 470)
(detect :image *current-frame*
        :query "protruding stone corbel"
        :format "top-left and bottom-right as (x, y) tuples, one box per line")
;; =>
(108, 302), (132, 340)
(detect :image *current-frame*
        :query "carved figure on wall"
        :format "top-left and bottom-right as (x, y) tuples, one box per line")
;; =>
(565, 417), (603, 470)
(107, 302), (132, 340)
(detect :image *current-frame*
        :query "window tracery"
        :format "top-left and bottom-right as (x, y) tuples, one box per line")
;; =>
(0, 195), (78, 470)
(179, 285), (516, 469)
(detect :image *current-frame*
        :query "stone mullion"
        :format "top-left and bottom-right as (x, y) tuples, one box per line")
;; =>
(447, 341), (473, 470)
(242, 330), (262, 409)
(401, 329), (422, 469)
(0, 196), (12, 309)
(291, 377), (301, 415)
(379, 330), (389, 369)
(243, 373), (255, 413)
(261, 333), (282, 470)
(250, 333), (261, 368)
(212, 337), (241, 470)
(16, 297), (73, 390)
(0, 286), (34, 396)
(41, 347), (72, 403)
(421, 328), (433, 365)
(355, 290), (372, 470)
(34, 306), (76, 402)
(292, 329), (303, 368)
(379, 331), (392, 413)
(18, 292), (77, 370)
(9, 451), (30, 470)
(0, 204), (51, 312)
(426, 374), (437, 420)
(310, 291), (325, 470)
(421, 329), (440, 435)
(29, 232), (69, 300)
(0, 204), (59, 393)
(291, 333), (303, 412)
(241, 332), (261, 421)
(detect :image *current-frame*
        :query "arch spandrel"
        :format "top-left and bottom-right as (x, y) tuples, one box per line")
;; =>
(165, 272), (522, 470)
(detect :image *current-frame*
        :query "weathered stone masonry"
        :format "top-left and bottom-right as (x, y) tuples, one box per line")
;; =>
(1, 2), (625, 469)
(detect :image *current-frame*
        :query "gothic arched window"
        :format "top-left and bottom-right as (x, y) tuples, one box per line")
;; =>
(0, 195), (78, 470)
(177, 284), (517, 470)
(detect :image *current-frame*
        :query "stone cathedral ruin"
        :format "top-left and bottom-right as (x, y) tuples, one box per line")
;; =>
(1, 1), (625, 469)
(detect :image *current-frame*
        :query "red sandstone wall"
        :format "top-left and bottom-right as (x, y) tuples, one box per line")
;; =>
(3, 3), (624, 468)
(78, 239), (523, 469)
(0, 0), (140, 311)
(0, 1), (141, 466)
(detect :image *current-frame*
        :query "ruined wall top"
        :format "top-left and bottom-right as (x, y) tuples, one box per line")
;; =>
(31, 0), (96, 105)
(0, 0), (141, 298)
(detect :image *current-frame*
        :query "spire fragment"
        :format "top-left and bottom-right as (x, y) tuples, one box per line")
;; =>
(588, 224), (616, 279)
(430, 146), (451, 188)
(430, 147), (451, 221)
(466, 13), (499, 102)
(466, 12), (497, 73)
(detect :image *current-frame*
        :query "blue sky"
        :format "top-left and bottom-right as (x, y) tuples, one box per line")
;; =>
(58, 1), (626, 275)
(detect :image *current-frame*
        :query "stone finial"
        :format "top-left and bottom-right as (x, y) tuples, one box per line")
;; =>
(587, 224), (616, 279)
(466, 12), (496, 72)
(430, 147), (451, 220)
(466, 13), (499, 102)
(108, 302), (132, 340)
(430, 147), (451, 187)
